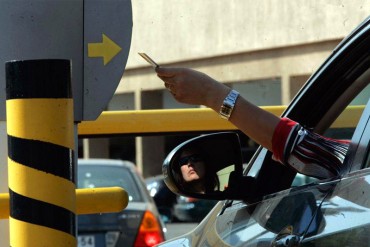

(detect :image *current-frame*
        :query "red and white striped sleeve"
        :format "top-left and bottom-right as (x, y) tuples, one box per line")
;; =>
(271, 117), (299, 163)
(271, 117), (350, 179)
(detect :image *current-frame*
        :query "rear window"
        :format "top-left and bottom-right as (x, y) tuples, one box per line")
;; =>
(77, 165), (144, 202)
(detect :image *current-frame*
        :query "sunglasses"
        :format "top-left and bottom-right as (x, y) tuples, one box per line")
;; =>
(178, 154), (204, 167)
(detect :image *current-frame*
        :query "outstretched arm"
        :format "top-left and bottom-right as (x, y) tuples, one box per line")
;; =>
(156, 67), (280, 151)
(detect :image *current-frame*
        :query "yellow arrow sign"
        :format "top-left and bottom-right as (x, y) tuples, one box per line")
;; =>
(88, 34), (122, 65)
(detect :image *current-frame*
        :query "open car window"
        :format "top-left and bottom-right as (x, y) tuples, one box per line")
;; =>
(217, 100), (370, 246)
(292, 82), (370, 186)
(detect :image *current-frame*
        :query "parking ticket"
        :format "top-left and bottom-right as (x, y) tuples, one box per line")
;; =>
(138, 53), (159, 68)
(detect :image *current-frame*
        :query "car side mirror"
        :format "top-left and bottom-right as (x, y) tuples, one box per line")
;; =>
(162, 132), (257, 200)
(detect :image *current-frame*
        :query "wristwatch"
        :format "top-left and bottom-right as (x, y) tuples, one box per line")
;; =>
(219, 89), (239, 120)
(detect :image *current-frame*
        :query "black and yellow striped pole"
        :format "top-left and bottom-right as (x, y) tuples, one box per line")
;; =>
(6, 59), (76, 246)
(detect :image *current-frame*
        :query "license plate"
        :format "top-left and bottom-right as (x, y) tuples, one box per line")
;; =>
(78, 235), (95, 247)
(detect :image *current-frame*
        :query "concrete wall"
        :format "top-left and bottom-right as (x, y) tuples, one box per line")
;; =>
(118, 1), (369, 94)
(126, 0), (368, 68)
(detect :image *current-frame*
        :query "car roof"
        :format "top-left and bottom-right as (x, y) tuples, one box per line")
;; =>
(77, 158), (151, 203)
(78, 158), (136, 168)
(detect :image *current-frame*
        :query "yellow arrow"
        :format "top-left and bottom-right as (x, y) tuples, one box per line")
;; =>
(88, 34), (122, 65)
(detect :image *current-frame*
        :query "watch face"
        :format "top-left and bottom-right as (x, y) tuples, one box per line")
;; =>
(220, 90), (239, 119)
(221, 105), (232, 115)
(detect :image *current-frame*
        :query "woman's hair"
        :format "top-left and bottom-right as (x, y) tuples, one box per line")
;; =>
(173, 145), (220, 193)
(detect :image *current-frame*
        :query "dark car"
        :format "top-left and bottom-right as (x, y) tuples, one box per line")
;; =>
(145, 175), (177, 223)
(145, 175), (216, 223)
(77, 159), (166, 247)
(173, 195), (218, 223)
(158, 16), (370, 246)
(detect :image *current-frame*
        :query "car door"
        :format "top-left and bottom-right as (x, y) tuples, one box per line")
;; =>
(298, 99), (370, 246)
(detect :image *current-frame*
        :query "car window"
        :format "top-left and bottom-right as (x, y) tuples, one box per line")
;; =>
(292, 80), (370, 187)
(245, 81), (370, 189)
(78, 165), (144, 202)
(325, 83), (370, 139)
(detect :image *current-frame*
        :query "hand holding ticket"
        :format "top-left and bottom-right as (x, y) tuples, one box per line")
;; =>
(138, 53), (159, 68)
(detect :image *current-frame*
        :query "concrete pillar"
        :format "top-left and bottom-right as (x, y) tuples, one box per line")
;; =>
(135, 136), (144, 175)
(281, 74), (291, 105)
(134, 89), (143, 174)
(82, 138), (109, 158)
(289, 75), (310, 100)
(141, 136), (165, 178)
(135, 90), (165, 177)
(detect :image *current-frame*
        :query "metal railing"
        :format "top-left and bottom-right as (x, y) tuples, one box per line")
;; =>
(0, 187), (128, 219)
(78, 105), (364, 136)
